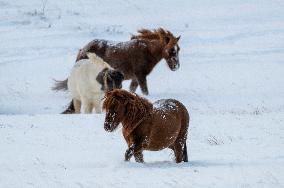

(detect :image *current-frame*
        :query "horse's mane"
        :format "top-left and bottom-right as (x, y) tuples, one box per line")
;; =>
(86, 52), (111, 69)
(103, 89), (153, 136)
(131, 28), (178, 47)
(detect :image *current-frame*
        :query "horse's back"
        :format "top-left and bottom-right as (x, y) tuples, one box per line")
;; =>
(79, 39), (148, 64)
(77, 38), (154, 81)
(154, 99), (188, 115)
(153, 98), (189, 131)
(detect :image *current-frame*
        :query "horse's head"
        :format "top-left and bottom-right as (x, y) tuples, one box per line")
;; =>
(131, 28), (181, 71)
(162, 35), (181, 71)
(103, 89), (153, 135)
(102, 91), (126, 132)
(96, 69), (124, 92)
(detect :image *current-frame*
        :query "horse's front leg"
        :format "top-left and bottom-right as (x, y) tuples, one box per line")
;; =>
(125, 144), (135, 161)
(93, 101), (102, 113)
(124, 143), (144, 163)
(137, 75), (149, 95)
(129, 78), (138, 93)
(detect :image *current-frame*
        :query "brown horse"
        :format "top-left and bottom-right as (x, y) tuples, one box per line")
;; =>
(53, 28), (181, 95)
(103, 89), (189, 163)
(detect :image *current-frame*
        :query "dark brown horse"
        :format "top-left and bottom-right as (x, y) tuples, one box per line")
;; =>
(53, 28), (181, 95)
(103, 89), (189, 163)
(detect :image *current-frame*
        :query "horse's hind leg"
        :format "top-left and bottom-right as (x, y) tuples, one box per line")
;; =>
(175, 111), (190, 163)
(183, 142), (188, 162)
(173, 141), (184, 163)
(173, 131), (188, 163)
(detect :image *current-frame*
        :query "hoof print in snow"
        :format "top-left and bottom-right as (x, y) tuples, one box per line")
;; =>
(207, 135), (224, 145)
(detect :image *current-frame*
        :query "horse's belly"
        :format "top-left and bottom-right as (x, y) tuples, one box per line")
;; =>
(146, 138), (177, 151)
(144, 128), (179, 151)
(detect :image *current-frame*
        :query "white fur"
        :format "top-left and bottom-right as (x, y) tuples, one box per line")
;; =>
(67, 53), (111, 113)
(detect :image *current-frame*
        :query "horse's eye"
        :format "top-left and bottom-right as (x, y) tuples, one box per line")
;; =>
(170, 48), (176, 55)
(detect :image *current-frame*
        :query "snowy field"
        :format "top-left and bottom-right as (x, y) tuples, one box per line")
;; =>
(1, 0), (284, 187)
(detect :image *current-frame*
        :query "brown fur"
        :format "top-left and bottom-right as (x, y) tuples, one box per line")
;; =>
(76, 28), (181, 95)
(103, 89), (189, 163)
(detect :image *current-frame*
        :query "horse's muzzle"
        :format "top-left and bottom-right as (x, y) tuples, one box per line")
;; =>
(168, 57), (180, 71)
(104, 121), (119, 132)
(104, 122), (112, 132)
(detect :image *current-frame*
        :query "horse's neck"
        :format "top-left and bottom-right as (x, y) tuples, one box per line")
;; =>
(146, 40), (164, 64)
(121, 97), (153, 127)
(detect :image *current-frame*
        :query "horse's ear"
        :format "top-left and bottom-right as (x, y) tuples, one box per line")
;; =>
(176, 35), (181, 41)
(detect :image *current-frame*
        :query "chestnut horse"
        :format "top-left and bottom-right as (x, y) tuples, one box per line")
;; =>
(103, 89), (189, 163)
(53, 28), (181, 95)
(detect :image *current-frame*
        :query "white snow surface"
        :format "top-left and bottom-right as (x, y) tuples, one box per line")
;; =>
(0, 0), (284, 187)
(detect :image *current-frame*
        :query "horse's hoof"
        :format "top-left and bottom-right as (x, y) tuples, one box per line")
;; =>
(135, 160), (144, 163)
(142, 91), (149, 95)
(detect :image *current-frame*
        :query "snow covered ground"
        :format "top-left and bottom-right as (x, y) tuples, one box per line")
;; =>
(0, 0), (284, 187)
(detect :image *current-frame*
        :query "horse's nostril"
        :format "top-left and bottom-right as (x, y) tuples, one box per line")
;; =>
(105, 126), (111, 131)
(104, 123), (110, 130)
(171, 63), (180, 71)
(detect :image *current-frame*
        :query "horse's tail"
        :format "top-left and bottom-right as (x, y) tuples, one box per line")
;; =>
(61, 100), (75, 114)
(52, 79), (68, 91)
(183, 142), (188, 162)
(180, 102), (189, 162)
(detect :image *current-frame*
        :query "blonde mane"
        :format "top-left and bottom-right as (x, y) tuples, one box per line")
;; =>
(86, 52), (111, 69)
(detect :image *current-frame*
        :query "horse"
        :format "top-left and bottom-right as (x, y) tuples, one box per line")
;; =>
(103, 89), (189, 163)
(62, 53), (124, 114)
(53, 28), (181, 95)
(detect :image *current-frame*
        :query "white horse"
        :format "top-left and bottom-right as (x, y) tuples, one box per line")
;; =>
(67, 53), (123, 113)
